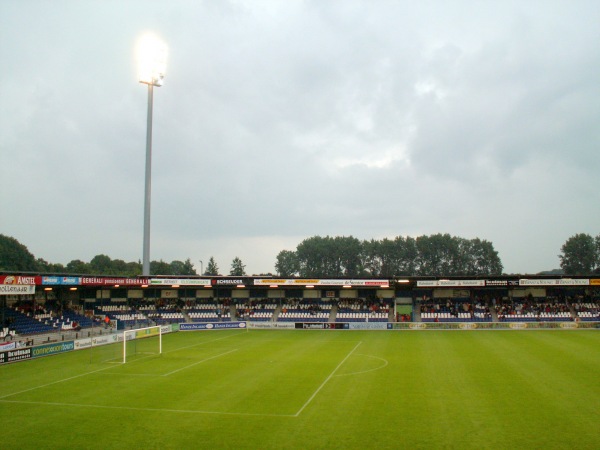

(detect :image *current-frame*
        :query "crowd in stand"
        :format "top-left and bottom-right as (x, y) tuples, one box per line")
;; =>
(495, 296), (572, 321)
(3, 291), (600, 340)
(420, 298), (492, 321)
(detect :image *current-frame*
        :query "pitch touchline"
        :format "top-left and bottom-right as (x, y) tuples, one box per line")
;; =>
(0, 365), (115, 400)
(0, 399), (296, 418)
(294, 341), (362, 417)
(162, 349), (239, 376)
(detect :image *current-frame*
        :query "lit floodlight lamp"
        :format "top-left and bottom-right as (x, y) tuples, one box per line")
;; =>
(136, 33), (168, 86)
(137, 32), (168, 277)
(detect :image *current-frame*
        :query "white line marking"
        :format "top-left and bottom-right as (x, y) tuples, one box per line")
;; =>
(294, 341), (362, 417)
(333, 353), (388, 377)
(0, 365), (115, 400)
(0, 331), (245, 400)
(162, 349), (239, 376)
(168, 330), (245, 353)
(0, 399), (295, 418)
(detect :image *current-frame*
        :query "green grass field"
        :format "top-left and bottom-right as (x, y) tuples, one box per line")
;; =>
(1, 329), (599, 449)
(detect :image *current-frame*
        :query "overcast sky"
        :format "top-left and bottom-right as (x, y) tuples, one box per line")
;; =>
(1, 1), (599, 276)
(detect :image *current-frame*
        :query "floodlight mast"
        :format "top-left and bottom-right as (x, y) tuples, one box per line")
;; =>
(137, 34), (167, 277)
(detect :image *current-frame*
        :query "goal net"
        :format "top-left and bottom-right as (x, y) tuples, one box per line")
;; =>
(123, 325), (162, 363)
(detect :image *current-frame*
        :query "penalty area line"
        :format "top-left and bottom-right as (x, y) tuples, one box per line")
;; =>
(294, 341), (362, 417)
(162, 348), (239, 376)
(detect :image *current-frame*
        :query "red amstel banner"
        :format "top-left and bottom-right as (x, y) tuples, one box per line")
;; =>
(0, 275), (42, 285)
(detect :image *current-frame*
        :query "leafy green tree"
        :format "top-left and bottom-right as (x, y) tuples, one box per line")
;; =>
(65, 259), (91, 274)
(89, 254), (114, 274)
(336, 236), (363, 277)
(596, 235), (600, 273)
(296, 236), (327, 277)
(205, 257), (219, 276)
(362, 239), (382, 276)
(230, 257), (246, 276)
(275, 250), (299, 277)
(151, 260), (171, 275)
(361, 234), (500, 277)
(296, 236), (338, 277)
(386, 236), (418, 276)
(415, 234), (459, 276)
(111, 259), (129, 275)
(0, 234), (38, 271)
(463, 238), (503, 275)
(181, 258), (196, 275)
(125, 261), (142, 276)
(295, 236), (363, 277)
(399, 236), (419, 275)
(559, 233), (598, 274)
(36, 258), (65, 273)
(168, 259), (196, 275)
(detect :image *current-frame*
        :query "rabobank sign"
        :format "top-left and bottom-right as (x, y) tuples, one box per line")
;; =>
(180, 322), (246, 331)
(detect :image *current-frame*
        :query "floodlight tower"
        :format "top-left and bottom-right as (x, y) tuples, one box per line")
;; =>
(136, 33), (167, 277)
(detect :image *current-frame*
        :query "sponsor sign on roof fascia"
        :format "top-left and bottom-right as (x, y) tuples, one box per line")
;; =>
(519, 279), (589, 286)
(417, 280), (485, 287)
(149, 278), (211, 286)
(0, 275), (40, 285)
(80, 277), (150, 286)
(42, 276), (81, 285)
(253, 279), (389, 286)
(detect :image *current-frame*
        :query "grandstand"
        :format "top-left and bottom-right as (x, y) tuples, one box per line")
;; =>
(1, 274), (598, 346)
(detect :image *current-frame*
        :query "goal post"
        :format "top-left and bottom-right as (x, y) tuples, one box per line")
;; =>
(122, 325), (162, 363)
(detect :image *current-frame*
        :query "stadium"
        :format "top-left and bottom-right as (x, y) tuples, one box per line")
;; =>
(1, 273), (599, 449)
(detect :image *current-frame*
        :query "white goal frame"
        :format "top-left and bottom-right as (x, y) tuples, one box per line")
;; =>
(122, 325), (162, 363)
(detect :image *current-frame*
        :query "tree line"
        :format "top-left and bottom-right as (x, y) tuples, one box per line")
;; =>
(0, 234), (249, 277)
(1, 232), (598, 277)
(275, 234), (504, 277)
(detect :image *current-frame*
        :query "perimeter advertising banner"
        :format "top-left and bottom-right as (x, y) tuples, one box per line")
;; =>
(32, 341), (75, 358)
(179, 322), (247, 331)
(0, 347), (32, 364)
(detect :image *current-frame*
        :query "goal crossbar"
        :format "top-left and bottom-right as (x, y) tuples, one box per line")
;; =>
(122, 325), (162, 363)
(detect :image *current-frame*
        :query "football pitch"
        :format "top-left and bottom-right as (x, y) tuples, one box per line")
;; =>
(1, 329), (598, 449)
